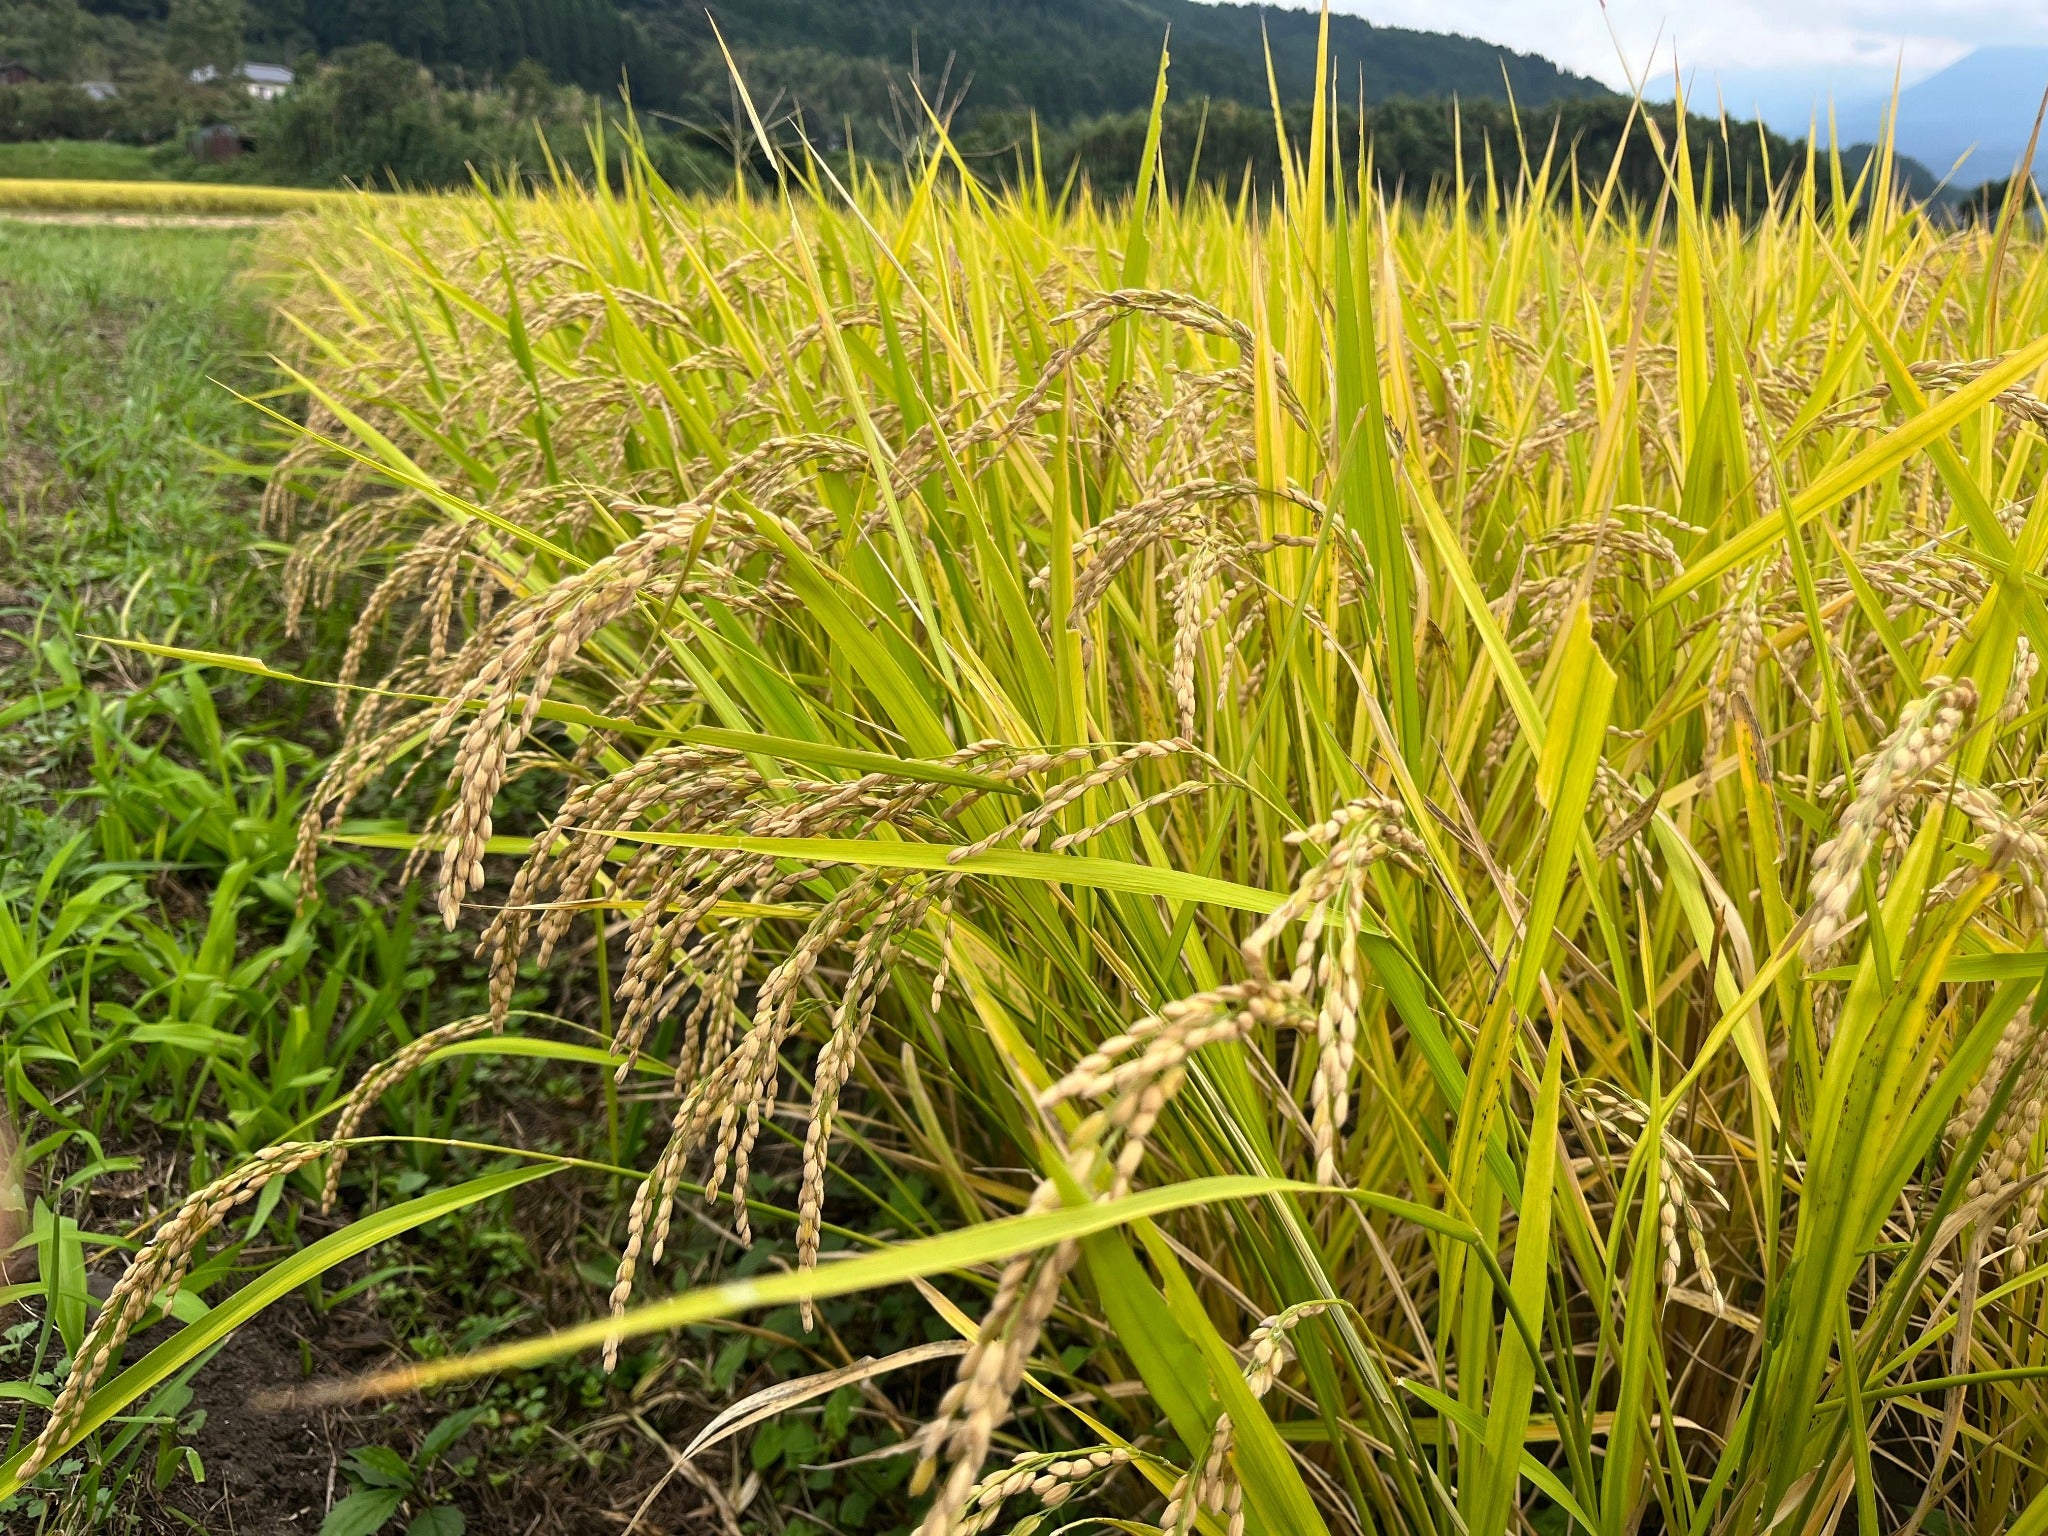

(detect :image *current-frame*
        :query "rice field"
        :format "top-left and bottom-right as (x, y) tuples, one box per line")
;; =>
(15, 59), (2048, 1536)
(0, 176), (358, 215)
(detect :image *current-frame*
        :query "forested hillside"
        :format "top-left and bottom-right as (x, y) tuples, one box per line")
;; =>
(649, 0), (1611, 142)
(39, 0), (1611, 142)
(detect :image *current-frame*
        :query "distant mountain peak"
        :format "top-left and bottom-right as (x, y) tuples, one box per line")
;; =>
(1844, 46), (2048, 183)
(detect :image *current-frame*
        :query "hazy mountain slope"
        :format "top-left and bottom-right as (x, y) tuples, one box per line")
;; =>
(1881, 47), (2048, 183)
(1753, 47), (2048, 187)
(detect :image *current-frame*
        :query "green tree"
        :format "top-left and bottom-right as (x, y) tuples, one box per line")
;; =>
(166, 0), (242, 75)
(504, 56), (551, 114)
(0, 0), (88, 80)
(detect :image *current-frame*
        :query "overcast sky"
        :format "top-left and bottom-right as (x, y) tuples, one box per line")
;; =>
(1330, 1), (2048, 93)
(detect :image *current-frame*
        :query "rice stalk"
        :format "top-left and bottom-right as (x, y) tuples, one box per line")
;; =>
(242, 86), (2048, 1536)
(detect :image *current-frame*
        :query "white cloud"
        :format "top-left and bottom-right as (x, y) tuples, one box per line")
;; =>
(1317, 0), (2048, 92)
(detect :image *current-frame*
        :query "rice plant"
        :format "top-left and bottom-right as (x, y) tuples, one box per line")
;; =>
(26, 36), (2048, 1536)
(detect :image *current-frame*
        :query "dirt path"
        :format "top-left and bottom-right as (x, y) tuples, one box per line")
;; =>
(0, 209), (283, 229)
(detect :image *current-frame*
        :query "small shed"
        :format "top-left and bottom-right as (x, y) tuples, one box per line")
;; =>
(191, 121), (251, 163)
(0, 61), (39, 87)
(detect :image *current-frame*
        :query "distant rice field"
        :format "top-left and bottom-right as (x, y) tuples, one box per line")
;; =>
(0, 177), (352, 215)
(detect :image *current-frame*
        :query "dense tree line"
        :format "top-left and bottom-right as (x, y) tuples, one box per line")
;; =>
(57, 0), (684, 104)
(294, 0), (683, 106)
(0, 69), (233, 141)
(959, 97), (1917, 217)
(0, 39), (723, 189)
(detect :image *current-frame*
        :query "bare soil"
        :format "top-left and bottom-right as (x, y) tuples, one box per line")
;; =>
(156, 1298), (345, 1534)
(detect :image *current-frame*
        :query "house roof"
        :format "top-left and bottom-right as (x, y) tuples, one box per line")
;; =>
(188, 62), (294, 86)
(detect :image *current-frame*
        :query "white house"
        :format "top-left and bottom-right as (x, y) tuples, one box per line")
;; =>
(188, 62), (294, 101)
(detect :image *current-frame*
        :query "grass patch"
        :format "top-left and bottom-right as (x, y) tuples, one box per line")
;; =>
(0, 143), (162, 183)
(0, 218), (273, 855)
(0, 216), (906, 1533)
